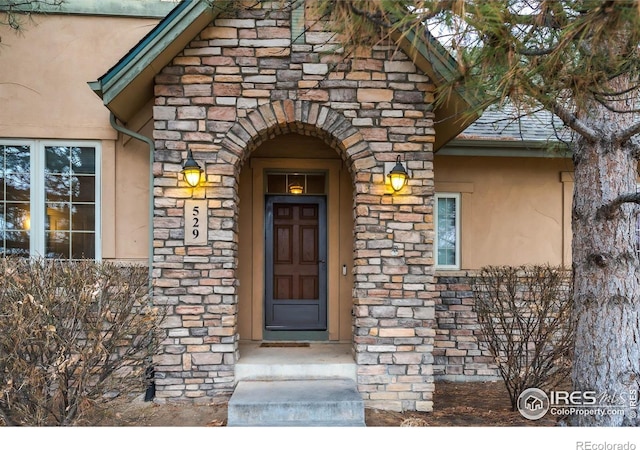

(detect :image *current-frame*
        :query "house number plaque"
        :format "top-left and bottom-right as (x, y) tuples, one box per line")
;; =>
(184, 200), (207, 245)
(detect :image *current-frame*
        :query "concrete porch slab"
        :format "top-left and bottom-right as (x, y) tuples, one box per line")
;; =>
(236, 342), (357, 382)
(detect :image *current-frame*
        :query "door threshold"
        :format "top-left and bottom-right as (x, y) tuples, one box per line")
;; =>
(259, 342), (311, 348)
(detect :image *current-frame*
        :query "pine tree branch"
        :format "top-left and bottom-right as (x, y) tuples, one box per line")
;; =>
(520, 78), (596, 142)
(615, 119), (640, 145)
(543, 98), (597, 142)
(596, 192), (640, 220)
(0, 0), (64, 30)
(346, 2), (394, 29)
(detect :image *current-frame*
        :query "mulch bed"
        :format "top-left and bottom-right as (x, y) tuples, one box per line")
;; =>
(82, 380), (561, 427)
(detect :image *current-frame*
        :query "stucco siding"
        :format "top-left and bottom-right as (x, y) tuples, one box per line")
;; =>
(0, 13), (157, 263)
(435, 155), (573, 270)
(0, 14), (159, 140)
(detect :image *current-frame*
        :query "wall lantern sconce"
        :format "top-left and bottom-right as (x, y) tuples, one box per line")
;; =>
(181, 149), (203, 187)
(388, 155), (409, 192)
(288, 182), (304, 195)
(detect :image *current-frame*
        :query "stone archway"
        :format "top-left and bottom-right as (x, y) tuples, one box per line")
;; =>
(151, 35), (437, 412)
(235, 132), (353, 343)
(224, 100), (371, 344)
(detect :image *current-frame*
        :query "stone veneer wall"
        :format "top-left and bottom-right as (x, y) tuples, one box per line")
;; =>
(434, 272), (500, 381)
(150, 3), (438, 411)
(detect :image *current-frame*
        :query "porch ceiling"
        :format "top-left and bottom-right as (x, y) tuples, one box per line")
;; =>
(88, 0), (478, 149)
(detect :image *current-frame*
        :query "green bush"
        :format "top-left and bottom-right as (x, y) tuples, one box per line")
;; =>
(0, 258), (164, 426)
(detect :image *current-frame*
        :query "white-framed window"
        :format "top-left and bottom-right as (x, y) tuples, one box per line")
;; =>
(0, 140), (101, 259)
(435, 192), (460, 269)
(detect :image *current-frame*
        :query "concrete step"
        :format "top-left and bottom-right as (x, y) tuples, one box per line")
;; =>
(227, 378), (365, 427)
(236, 343), (357, 382)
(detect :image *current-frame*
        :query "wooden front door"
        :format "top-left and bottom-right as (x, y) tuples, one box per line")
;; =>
(265, 196), (327, 331)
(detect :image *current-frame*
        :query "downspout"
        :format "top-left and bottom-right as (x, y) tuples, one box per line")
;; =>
(109, 112), (155, 282)
(109, 112), (157, 402)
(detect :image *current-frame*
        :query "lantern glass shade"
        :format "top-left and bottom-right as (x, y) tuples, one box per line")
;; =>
(288, 183), (304, 194)
(183, 167), (202, 187)
(181, 150), (202, 187)
(388, 156), (408, 191)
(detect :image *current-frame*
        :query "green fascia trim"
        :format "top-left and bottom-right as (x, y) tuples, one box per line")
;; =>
(0, 0), (178, 18)
(87, 80), (102, 97)
(290, 0), (305, 44)
(438, 139), (572, 158)
(95, 0), (216, 105)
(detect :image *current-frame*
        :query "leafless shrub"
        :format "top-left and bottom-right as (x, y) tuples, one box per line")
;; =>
(472, 265), (574, 411)
(0, 257), (164, 426)
(400, 416), (428, 427)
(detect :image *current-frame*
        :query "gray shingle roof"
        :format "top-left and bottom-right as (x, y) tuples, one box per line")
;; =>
(439, 103), (573, 157)
(456, 104), (568, 143)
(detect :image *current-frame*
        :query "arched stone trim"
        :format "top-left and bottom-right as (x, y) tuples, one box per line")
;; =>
(220, 99), (376, 359)
(219, 99), (376, 175)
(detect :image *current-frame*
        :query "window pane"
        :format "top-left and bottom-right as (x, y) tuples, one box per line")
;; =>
(1, 143), (97, 259)
(438, 248), (455, 267)
(46, 175), (96, 202)
(267, 174), (287, 193)
(74, 176), (96, 202)
(45, 146), (71, 174)
(2, 145), (31, 255)
(3, 231), (30, 257)
(46, 203), (71, 231)
(287, 174), (305, 194)
(5, 173), (30, 201)
(70, 147), (96, 175)
(45, 231), (70, 259)
(46, 146), (95, 175)
(5, 203), (30, 230)
(3, 145), (31, 201)
(437, 196), (457, 267)
(71, 233), (95, 259)
(45, 174), (70, 201)
(44, 145), (96, 260)
(71, 204), (95, 231)
(266, 173), (327, 195)
(3, 145), (30, 174)
(306, 174), (326, 194)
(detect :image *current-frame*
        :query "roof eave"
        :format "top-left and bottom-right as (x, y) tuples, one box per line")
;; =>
(90, 0), (477, 137)
(395, 28), (481, 151)
(89, 0), (218, 122)
(439, 137), (572, 158)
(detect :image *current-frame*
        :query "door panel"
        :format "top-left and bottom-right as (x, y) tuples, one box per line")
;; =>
(275, 225), (292, 264)
(265, 195), (327, 330)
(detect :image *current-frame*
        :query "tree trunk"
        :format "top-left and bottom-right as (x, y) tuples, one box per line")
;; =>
(570, 130), (640, 426)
